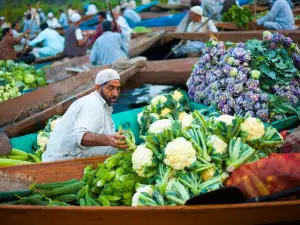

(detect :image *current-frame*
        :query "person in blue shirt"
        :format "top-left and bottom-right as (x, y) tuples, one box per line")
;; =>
(59, 9), (69, 29)
(29, 23), (65, 59)
(90, 20), (128, 66)
(23, 13), (40, 38)
(257, 0), (296, 30)
(120, 7), (141, 27)
(38, 8), (47, 24)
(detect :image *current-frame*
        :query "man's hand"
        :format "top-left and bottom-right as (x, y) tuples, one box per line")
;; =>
(106, 131), (128, 149)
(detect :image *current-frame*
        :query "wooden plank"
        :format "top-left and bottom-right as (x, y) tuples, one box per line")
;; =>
(154, 3), (190, 10)
(139, 11), (172, 19)
(3, 65), (141, 138)
(130, 58), (198, 87)
(164, 31), (300, 42)
(216, 22), (265, 31)
(34, 53), (65, 64)
(0, 200), (299, 225)
(128, 32), (164, 57)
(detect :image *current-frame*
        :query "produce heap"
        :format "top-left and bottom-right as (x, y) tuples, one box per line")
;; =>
(132, 27), (152, 33)
(187, 31), (300, 122)
(222, 5), (254, 28)
(2, 92), (284, 207)
(0, 60), (47, 102)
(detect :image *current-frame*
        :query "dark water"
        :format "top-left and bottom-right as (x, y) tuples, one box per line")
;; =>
(113, 84), (179, 114)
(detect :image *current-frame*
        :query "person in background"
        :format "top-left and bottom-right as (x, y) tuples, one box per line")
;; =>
(68, 4), (76, 19)
(38, 8), (47, 24)
(0, 17), (9, 29)
(59, 9), (69, 29)
(176, 0), (200, 32)
(128, 0), (137, 9)
(201, 0), (224, 21)
(47, 12), (62, 29)
(23, 13), (40, 38)
(174, 6), (218, 57)
(29, 23), (65, 59)
(0, 28), (35, 64)
(111, 8), (132, 41)
(142, 0), (150, 4)
(120, 7), (141, 27)
(90, 20), (128, 66)
(64, 13), (92, 57)
(257, 0), (296, 30)
(89, 11), (121, 47)
(42, 69), (127, 162)
(86, 3), (98, 16)
(27, 3), (40, 26)
(12, 21), (29, 52)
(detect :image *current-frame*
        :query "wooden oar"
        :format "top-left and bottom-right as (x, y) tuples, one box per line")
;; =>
(106, 0), (121, 33)
(0, 128), (12, 155)
(21, 1), (40, 55)
(163, 12), (218, 60)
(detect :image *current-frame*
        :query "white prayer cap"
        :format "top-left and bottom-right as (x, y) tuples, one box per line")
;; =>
(0, 16), (5, 20)
(48, 12), (54, 17)
(190, 6), (203, 16)
(95, 69), (120, 85)
(71, 13), (81, 23)
(38, 8), (42, 12)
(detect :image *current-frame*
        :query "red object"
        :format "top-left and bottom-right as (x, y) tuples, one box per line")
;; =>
(280, 130), (290, 140)
(225, 153), (300, 199)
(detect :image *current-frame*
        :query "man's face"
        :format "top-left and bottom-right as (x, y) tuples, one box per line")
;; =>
(189, 11), (201, 22)
(97, 80), (121, 106)
(98, 15), (105, 23)
(15, 23), (21, 31)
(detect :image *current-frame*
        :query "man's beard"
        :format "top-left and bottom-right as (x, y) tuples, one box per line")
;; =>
(100, 88), (117, 106)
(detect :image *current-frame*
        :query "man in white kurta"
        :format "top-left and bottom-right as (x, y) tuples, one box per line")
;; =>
(174, 6), (218, 57)
(47, 12), (62, 29)
(42, 69), (127, 162)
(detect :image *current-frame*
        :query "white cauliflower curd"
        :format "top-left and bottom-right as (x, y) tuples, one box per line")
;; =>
(240, 117), (265, 141)
(149, 119), (172, 134)
(132, 145), (153, 177)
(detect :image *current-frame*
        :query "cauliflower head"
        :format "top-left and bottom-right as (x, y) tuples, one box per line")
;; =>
(215, 115), (235, 125)
(37, 132), (49, 151)
(50, 117), (61, 131)
(132, 145), (153, 177)
(240, 117), (265, 141)
(160, 108), (172, 117)
(178, 112), (194, 129)
(149, 119), (172, 134)
(150, 95), (167, 107)
(172, 90), (183, 102)
(207, 134), (228, 154)
(132, 185), (154, 206)
(164, 137), (196, 170)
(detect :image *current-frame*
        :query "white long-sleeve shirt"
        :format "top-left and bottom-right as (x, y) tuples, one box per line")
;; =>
(42, 91), (117, 162)
(47, 18), (61, 29)
(186, 17), (218, 33)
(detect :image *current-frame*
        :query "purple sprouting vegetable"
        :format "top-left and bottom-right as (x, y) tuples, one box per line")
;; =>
(226, 84), (235, 93)
(214, 70), (225, 79)
(203, 99), (211, 106)
(206, 72), (216, 84)
(234, 105), (242, 114)
(225, 77), (235, 86)
(221, 104), (231, 114)
(269, 42), (277, 49)
(256, 109), (269, 121)
(249, 92), (260, 102)
(250, 70), (261, 80)
(243, 100), (253, 110)
(236, 42), (246, 48)
(227, 98), (235, 108)
(236, 96), (244, 106)
(236, 71), (248, 83)
(210, 47), (219, 56)
(272, 114), (284, 121)
(246, 79), (260, 91)
(272, 84), (280, 93)
(217, 41), (226, 49)
(241, 53), (251, 62)
(229, 67), (238, 77)
(246, 110), (255, 117)
(287, 94), (299, 106)
(219, 94), (228, 104)
(222, 64), (231, 76)
(238, 66), (250, 75)
(233, 83), (244, 95)
(188, 86), (195, 99)
(283, 37), (293, 48)
(233, 59), (241, 67)
(201, 54), (212, 64)
(211, 81), (221, 91)
(193, 76), (203, 86)
(291, 52), (298, 61)
(219, 78), (226, 87)
(262, 31), (272, 42)
(218, 100), (226, 111)
(254, 102), (261, 111)
(199, 83), (207, 91)
(232, 48), (245, 60)
(186, 76), (194, 88)
(260, 93), (269, 102)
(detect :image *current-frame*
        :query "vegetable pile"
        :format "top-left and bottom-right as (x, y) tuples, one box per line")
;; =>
(0, 60), (47, 102)
(132, 27), (152, 33)
(2, 92), (285, 207)
(187, 31), (300, 122)
(222, 5), (254, 28)
(0, 148), (41, 167)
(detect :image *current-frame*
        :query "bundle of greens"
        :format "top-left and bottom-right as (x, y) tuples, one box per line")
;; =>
(222, 5), (254, 28)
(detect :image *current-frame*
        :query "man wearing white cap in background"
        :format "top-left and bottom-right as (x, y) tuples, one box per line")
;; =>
(174, 5), (218, 57)
(38, 8), (47, 24)
(64, 13), (92, 57)
(43, 69), (127, 162)
(47, 12), (62, 29)
(0, 16), (9, 29)
(27, 4), (40, 26)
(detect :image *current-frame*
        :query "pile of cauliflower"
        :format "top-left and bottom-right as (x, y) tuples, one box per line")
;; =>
(130, 103), (283, 206)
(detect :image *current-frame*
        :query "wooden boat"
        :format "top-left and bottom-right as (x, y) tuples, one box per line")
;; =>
(1, 58), (196, 139)
(139, 11), (173, 20)
(153, 3), (190, 11)
(131, 26), (176, 38)
(34, 53), (65, 64)
(0, 110), (300, 225)
(0, 33), (163, 130)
